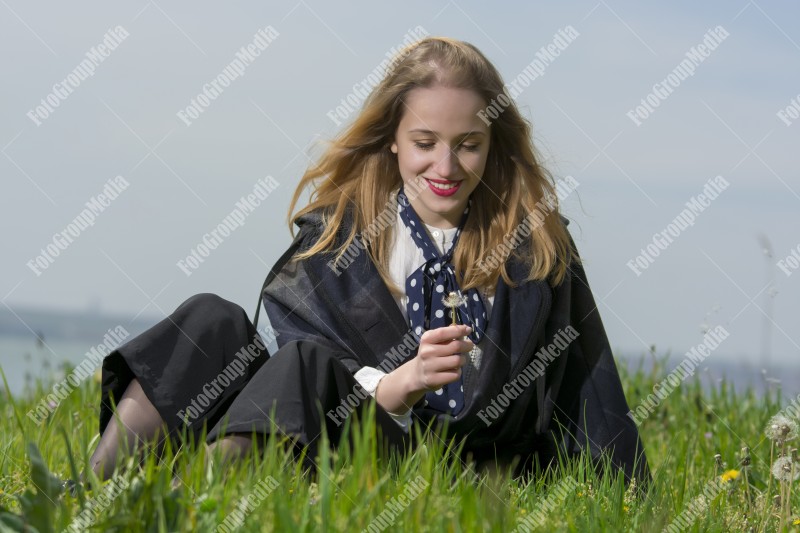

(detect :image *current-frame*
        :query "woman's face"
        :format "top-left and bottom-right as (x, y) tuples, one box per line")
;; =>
(391, 85), (490, 229)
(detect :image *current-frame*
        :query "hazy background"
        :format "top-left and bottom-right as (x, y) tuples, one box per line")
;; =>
(1, 2), (798, 395)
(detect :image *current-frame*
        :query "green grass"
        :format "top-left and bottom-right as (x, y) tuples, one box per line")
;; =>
(0, 355), (798, 532)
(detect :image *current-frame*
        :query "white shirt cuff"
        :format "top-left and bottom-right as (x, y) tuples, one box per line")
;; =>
(354, 366), (413, 432)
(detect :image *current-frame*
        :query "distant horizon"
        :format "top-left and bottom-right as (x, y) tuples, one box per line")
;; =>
(3, 332), (798, 401)
(0, 304), (792, 369)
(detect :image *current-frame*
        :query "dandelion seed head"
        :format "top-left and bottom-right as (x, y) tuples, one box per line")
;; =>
(442, 292), (459, 307)
(771, 456), (800, 482)
(441, 291), (468, 309)
(765, 414), (798, 443)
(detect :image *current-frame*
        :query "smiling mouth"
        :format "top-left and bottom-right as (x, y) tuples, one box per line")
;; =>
(425, 178), (461, 190)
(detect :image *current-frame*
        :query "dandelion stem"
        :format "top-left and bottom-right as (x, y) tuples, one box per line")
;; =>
(760, 441), (775, 533)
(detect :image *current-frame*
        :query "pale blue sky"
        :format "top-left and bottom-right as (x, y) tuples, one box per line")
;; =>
(1, 1), (798, 367)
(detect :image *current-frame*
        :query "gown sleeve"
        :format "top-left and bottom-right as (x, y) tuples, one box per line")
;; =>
(257, 218), (414, 432)
(257, 217), (369, 376)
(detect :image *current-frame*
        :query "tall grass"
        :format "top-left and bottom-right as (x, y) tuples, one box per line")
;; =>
(0, 354), (798, 532)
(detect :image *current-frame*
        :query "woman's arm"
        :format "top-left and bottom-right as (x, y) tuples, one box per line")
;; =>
(375, 324), (473, 414)
(354, 367), (413, 430)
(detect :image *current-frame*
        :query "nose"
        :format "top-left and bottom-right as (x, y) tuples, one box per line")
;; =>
(432, 146), (460, 178)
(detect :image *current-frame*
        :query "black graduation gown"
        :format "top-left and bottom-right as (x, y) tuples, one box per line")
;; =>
(99, 207), (649, 483)
(255, 208), (650, 484)
(98, 292), (410, 472)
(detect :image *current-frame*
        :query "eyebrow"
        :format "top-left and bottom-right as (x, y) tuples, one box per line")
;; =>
(407, 129), (486, 137)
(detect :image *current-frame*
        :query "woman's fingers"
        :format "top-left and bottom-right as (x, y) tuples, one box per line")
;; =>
(415, 325), (475, 389)
(423, 353), (464, 374)
(419, 326), (474, 357)
(418, 351), (470, 386)
(424, 338), (473, 359)
(418, 363), (461, 390)
(420, 324), (472, 345)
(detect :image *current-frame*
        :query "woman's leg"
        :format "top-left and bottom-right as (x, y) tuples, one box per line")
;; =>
(206, 433), (253, 464)
(93, 377), (256, 487)
(89, 378), (167, 480)
(163, 434), (253, 490)
(94, 293), (271, 483)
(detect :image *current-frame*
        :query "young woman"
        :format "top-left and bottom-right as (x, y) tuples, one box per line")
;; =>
(91, 36), (649, 486)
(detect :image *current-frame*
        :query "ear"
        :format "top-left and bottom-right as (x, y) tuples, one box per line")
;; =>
(390, 141), (398, 154)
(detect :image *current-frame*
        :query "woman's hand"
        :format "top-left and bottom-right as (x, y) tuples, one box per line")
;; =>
(410, 324), (474, 392)
(373, 324), (473, 415)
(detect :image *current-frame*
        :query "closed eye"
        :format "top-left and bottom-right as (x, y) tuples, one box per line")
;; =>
(414, 142), (481, 152)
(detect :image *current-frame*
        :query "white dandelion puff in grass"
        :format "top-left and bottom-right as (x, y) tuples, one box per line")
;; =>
(765, 414), (799, 443)
(771, 455), (799, 482)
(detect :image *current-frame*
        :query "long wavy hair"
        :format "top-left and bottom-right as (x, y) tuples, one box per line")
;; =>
(288, 36), (577, 296)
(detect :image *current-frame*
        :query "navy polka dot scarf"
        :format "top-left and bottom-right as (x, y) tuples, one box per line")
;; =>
(397, 186), (487, 415)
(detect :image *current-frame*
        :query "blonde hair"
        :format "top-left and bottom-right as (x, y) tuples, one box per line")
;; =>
(288, 36), (577, 296)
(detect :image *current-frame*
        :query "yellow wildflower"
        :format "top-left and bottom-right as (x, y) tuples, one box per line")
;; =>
(720, 469), (740, 483)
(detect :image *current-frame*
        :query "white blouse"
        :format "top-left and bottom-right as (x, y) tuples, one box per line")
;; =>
(353, 198), (495, 431)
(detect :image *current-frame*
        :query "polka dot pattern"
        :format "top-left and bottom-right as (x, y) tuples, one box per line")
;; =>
(397, 186), (488, 417)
